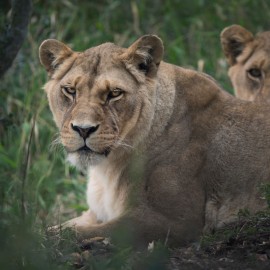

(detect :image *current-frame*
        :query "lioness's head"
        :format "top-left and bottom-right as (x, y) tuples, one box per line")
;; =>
(221, 25), (270, 102)
(39, 36), (163, 169)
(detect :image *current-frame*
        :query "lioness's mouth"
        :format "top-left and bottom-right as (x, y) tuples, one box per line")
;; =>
(77, 145), (111, 157)
(78, 145), (92, 152)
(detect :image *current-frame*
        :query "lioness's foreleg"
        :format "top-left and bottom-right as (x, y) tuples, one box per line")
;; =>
(50, 209), (98, 233)
(69, 207), (202, 246)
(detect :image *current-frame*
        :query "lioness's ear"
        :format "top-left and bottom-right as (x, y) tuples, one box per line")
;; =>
(39, 39), (74, 77)
(220, 25), (254, 66)
(120, 35), (164, 79)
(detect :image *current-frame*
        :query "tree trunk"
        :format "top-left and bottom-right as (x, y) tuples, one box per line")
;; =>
(0, 0), (32, 78)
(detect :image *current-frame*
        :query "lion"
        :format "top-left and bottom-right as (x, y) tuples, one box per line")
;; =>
(221, 25), (270, 102)
(39, 35), (270, 247)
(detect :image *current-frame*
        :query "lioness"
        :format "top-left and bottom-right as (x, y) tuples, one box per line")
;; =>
(39, 35), (270, 246)
(221, 25), (270, 102)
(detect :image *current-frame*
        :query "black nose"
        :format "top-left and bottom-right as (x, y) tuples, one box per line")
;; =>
(71, 123), (99, 140)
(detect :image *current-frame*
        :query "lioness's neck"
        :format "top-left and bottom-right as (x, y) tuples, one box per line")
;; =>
(142, 62), (178, 148)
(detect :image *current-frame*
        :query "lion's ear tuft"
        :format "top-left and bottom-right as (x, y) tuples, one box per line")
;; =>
(220, 25), (254, 66)
(39, 39), (74, 77)
(120, 35), (164, 79)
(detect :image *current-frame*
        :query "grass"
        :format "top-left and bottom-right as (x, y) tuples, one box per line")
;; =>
(201, 210), (270, 259)
(1, 0), (270, 268)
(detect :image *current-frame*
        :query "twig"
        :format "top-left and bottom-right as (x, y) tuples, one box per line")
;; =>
(164, 227), (171, 246)
(20, 113), (36, 219)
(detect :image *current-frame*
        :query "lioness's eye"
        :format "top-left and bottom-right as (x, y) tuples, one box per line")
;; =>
(107, 88), (123, 100)
(62, 86), (76, 96)
(248, 68), (262, 78)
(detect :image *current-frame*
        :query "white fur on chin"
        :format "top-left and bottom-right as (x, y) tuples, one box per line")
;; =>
(67, 152), (105, 171)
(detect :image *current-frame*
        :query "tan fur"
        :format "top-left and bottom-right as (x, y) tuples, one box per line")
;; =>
(221, 25), (270, 102)
(40, 36), (270, 246)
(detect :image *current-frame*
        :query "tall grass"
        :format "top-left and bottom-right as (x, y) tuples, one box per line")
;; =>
(1, 0), (270, 268)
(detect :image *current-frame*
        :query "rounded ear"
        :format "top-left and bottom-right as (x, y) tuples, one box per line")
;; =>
(220, 25), (254, 66)
(120, 35), (164, 78)
(39, 39), (74, 76)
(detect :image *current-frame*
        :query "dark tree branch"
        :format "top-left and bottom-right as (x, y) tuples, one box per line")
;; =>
(0, 0), (32, 78)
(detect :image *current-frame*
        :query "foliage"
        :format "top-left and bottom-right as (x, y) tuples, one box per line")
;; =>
(1, 0), (270, 268)
(260, 183), (270, 207)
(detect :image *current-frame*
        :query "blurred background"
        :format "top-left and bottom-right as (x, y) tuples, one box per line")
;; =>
(1, 0), (270, 268)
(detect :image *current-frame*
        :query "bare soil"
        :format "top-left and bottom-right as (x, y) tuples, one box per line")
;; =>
(53, 213), (270, 270)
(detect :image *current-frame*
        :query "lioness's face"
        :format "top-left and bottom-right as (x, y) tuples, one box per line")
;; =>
(221, 25), (270, 102)
(39, 36), (163, 169)
(228, 33), (270, 102)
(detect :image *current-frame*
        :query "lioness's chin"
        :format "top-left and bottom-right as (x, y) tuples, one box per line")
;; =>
(67, 151), (105, 170)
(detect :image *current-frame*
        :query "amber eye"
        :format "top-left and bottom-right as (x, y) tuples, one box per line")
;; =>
(62, 86), (76, 96)
(248, 68), (262, 78)
(107, 88), (123, 100)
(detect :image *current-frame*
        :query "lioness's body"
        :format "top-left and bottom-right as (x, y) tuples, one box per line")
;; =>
(40, 36), (270, 246)
(221, 25), (270, 102)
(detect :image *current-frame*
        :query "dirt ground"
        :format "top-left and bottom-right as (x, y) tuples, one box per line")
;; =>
(54, 214), (270, 269)
(169, 242), (270, 270)
(58, 237), (270, 270)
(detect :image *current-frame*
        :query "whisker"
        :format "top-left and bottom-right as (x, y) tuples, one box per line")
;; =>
(50, 134), (64, 154)
(115, 138), (134, 150)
